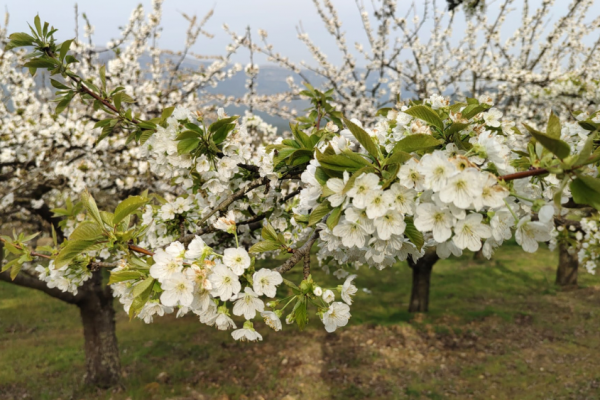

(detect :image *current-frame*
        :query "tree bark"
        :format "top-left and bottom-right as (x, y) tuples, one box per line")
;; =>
(555, 242), (578, 288)
(76, 271), (122, 388)
(407, 251), (439, 313)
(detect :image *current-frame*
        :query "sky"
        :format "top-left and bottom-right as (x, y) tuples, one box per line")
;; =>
(0, 0), (585, 66)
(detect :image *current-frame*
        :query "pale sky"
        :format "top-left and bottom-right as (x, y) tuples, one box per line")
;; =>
(0, 0), (584, 66)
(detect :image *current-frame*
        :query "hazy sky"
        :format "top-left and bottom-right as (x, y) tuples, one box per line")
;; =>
(0, 0), (582, 65)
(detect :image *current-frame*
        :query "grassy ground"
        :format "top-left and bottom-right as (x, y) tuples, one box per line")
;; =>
(1, 243), (600, 400)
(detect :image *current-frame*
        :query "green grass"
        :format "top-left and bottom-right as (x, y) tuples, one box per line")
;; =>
(1, 242), (600, 399)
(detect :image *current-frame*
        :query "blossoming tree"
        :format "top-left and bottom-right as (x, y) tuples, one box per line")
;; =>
(0, 3), (275, 386)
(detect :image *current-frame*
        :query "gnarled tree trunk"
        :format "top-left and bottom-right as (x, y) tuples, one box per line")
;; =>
(407, 250), (439, 313)
(76, 271), (121, 388)
(0, 258), (121, 388)
(555, 242), (578, 288)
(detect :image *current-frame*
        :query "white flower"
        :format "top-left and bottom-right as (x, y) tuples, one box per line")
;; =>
(252, 268), (283, 297)
(364, 190), (392, 219)
(261, 311), (282, 331)
(213, 210), (237, 234)
(452, 213), (492, 251)
(538, 204), (555, 224)
(321, 302), (351, 333)
(347, 173), (380, 208)
(436, 240), (463, 259)
(215, 311), (237, 331)
(233, 287), (265, 319)
(397, 158), (424, 190)
(223, 247), (251, 275)
(150, 248), (184, 283)
(515, 217), (552, 253)
(419, 151), (456, 191)
(332, 219), (367, 248)
(478, 174), (509, 209)
(341, 275), (358, 305)
(322, 289), (335, 303)
(389, 183), (416, 214)
(490, 209), (514, 241)
(209, 264), (241, 301)
(232, 322), (263, 341)
(484, 108), (503, 127)
(159, 273), (194, 307)
(374, 210), (406, 240)
(185, 236), (208, 260)
(313, 286), (323, 296)
(414, 203), (454, 243)
(326, 171), (349, 207)
(439, 168), (482, 209)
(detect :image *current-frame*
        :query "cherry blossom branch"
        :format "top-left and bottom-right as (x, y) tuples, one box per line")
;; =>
(275, 228), (320, 274)
(497, 168), (549, 182)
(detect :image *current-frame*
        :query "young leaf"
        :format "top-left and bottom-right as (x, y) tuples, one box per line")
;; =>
(249, 240), (282, 253)
(403, 105), (444, 131)
(523, 124), (570, 159)
(342, 117), (380, 159)
(404, 216), (424, 251)
(54, 239), (101, 268)
(308, 201), (332, 226)
(546, 112), (562, 138)
(81, 191), (103, 226)
(113, 196), (147, 225)
(261, 223), (279, 243)
(392, 134), (441, 153)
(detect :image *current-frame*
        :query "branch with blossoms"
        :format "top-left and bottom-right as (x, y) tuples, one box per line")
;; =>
(3, 16), (600, 341)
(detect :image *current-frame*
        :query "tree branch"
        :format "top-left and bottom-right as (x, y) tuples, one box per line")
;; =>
(0, 270), (83, 304)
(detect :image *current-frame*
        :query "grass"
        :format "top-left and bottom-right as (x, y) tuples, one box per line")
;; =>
(1, 242), (600, 399)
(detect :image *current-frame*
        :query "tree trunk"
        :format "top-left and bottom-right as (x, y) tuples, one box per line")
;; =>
(77, 271), (121, 388)
(555, 242), (578, 288)
(473, 249), (485, 261)
(408, 251), (439, 313)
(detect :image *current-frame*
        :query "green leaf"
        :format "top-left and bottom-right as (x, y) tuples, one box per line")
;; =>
(10, 262), (23, 280)
(393, 134), (441, 153)
(113, 196), (147, 225)
(108, 270), (144, 285)
(524, 124), (570, 159)
(132, 277), (155, 298)
(113, 92), (123, 111)
(546, 112), (562, 138)
(569, 176), (600, 210)
(342, 117), (380, 159)
(81, 191), (103, 226)
(294, 296), (308, 330)
(404, 216), (424, 251)
(308, 202), (332, 226)
(326, 206), (342, 230)
(59, 39), (73, 61)
(575, 131), (597, 166)
(384, 150), (412, 166)
(288, 149), (313, 166)
(5, 32), (35, 50)
(210, 116), (238, 133)
(99, 65), (106, 91)
(33, 15), (43, 36)
(249, 240), (282, 253)
(54, 239), (100, 268)
(444, 122), (470, 138)
(177, 137), (200, 154)
(128, 278), (155, 319)
(69, 221), (104, 241)
(50, 79), (70, 90)
(403, 105), (444, 131)
(212, 123), (236, 145)
(261, 223), (279, 242)
(316, 152), (370, 172)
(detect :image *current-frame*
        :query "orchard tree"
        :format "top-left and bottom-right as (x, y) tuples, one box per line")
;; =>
(230, 0), (600, 291)
(0, 3), (275, 386)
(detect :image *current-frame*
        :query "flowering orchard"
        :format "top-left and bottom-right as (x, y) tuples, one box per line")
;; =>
(2, 18), (600, 347)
